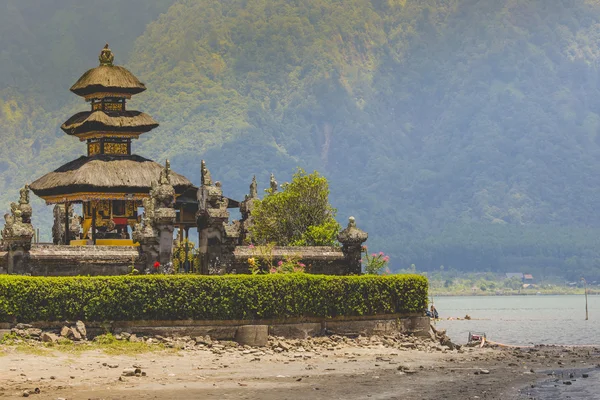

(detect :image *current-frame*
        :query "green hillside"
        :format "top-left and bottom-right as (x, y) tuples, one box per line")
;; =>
(3, 0), (600, 279)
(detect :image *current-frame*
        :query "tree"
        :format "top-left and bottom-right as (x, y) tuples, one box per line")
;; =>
(250, 169), (340, 246)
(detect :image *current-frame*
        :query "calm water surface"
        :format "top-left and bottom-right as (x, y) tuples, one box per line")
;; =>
(434, 295), (600, 346)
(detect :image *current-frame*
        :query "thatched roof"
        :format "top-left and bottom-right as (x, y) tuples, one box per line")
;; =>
(61, 110), (158, 136)
(70, 65), (146, 97)
(30, 154), (193, 200)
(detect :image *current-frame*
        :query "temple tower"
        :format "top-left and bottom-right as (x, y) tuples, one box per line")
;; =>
(30, 44), (192, 245)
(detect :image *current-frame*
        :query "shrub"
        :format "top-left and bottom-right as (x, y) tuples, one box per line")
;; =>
(250, 169), (341, 246)
(0, 274), (428, 322)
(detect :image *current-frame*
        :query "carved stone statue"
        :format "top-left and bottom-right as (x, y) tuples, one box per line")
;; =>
(19, 185), (29, 205)
(159, 159), (171, 185)
(69, 209), (82, 240)
(99, 43), (115, 66)
(269, 173), (278, 193)
(153, 160), (176, 208)
(52, 204), (80, 244)
(201, 160), (213, 187)
(2, 200), (34, 246)
(249, 175), (258, 199)
(17, 185), (32, 224)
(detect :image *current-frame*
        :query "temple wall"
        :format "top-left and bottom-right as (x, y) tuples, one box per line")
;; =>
(230, 246), (348, 275)
(0, 245), (353, 276)
(15, 244), (140, 276)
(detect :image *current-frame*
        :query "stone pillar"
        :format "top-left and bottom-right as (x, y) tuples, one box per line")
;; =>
(154, 207), (176, 266)
(133, 160), (177, 273)
(337, 216), (368, 275)
(196, 161), (235, 274)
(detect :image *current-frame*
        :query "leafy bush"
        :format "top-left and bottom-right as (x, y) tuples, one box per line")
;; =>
(250, 169), (341, 246)
(0, 274), (428, 323)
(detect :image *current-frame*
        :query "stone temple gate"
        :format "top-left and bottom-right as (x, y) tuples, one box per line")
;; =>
(0, 45), (367, 276)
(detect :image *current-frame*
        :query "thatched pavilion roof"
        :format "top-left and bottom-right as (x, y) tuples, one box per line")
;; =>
(70, 65), (146, 97)
(30, 155), (193, 203)
(61, 111), (158, 136)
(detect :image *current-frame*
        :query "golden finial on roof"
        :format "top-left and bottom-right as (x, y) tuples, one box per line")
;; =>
(99, 43), (115, 66)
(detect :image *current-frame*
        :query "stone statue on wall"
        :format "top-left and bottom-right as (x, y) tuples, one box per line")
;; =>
(269, 173), (278, 193)
(51, 204), (80, 244)
(2, 201), (34, 247)
(159, 159), (171, 185)
(201, 160), (213, 187)
(69, 207), (82, 240)
(153, 160), (176, 209)
(249, 175), (258, 199)
(18, 185), (32, 224)
(19, 185), (29, 205)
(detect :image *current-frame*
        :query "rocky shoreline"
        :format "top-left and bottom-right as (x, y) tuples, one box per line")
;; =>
(1, 323), (599, 399)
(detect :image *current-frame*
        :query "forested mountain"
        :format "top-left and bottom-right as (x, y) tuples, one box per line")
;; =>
(2, 0), (600, 279)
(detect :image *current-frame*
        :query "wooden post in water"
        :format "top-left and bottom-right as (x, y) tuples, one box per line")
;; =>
(582, 277), (589, 321)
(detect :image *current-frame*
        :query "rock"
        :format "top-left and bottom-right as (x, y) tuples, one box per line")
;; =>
(24, 328), (42, 338)
(75, 321), (87, 338)
(70, 327), (82, 341)
(60, 326), (70, 337)
(122, 368), (141, 377)
(583, 373), (589, 378)
(41, 332), (59, 343)
(15, 323), (33, 330)
(480, 369), (490, 375)
(235, 325), (268, 347)
(22, 390), (30, 397)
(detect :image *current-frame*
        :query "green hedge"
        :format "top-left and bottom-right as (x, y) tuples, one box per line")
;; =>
(0, 274), (428, 322)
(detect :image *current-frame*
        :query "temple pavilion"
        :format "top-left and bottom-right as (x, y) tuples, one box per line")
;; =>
(29, 44), (193, 245)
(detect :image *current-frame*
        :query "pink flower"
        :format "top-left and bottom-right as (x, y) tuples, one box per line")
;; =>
(270, 267), (277, 274)
(371, 253), (376, 258)
(383, 256), (390, 262)
(278, 260), (283, 266)
(379, 252), (384, 256)
(248, 244), (255, 249)
(298, 263), (305, 268)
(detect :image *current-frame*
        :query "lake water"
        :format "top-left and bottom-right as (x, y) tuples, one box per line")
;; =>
(434, 295), (600, 346)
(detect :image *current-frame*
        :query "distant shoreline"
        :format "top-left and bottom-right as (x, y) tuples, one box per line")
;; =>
(430, 290), (600, 297)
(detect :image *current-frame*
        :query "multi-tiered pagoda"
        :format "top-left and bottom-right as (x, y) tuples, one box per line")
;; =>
(30, 44), (193, 245)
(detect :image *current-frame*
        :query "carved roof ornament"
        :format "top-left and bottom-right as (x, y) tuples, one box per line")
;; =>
(201, 160), (213, 186)
(337, 216), (368, 246)
(99, 43), (115, 66)
(249, 175), (258, 199)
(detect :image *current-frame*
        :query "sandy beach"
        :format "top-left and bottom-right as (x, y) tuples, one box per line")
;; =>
(1, 333), (599, 400)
